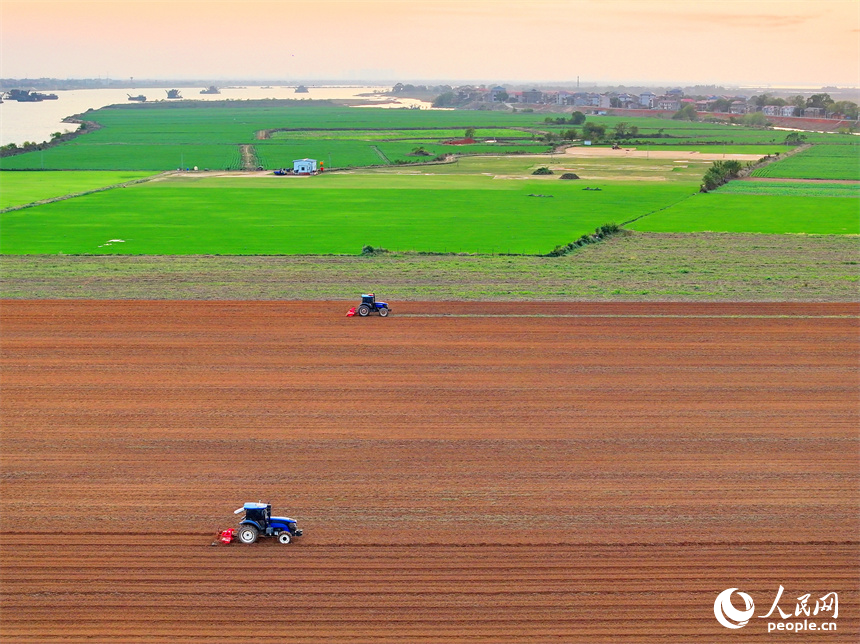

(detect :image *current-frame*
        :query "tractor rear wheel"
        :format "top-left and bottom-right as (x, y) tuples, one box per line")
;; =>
(379, 307), (390, 317)
(238, 526), (259, 544)
(357, 305), (371, 317)
(278, 532), (292, 544)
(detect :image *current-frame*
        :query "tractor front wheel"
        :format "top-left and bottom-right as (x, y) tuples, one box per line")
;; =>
(357, 305), (371, 317)
(379, 307), (390, 317)
(278, 532), (292, 545)
(238, 526), (259, 544)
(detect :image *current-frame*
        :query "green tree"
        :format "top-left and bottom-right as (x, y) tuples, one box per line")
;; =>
(831, 100), (859, 119)
(807, 93), (834, 109)
(582, 122), (606, 141)
(711, 98), (732, 112)
(570, 111), (586, 125)
(672, 103), (698, 120)
(701, 159), (743, 191)
(432, 92), (455, 107)
(464, 127), (476, 139)
(742, 112), (768, 127)
(561, 128), (578, 141)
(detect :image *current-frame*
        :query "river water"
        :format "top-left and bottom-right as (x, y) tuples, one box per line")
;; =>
(0, 85), (431, 147)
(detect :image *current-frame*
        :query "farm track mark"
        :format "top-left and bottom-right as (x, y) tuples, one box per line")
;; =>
(370, 144), (391, 164)
(239, 144), (257, 170)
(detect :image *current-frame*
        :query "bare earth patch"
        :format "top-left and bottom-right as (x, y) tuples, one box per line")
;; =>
(1, 301), (857, 642)
(563, 147), (765, 161)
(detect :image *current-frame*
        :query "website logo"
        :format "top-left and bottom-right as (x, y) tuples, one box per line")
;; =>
(715, 588), (755, 629)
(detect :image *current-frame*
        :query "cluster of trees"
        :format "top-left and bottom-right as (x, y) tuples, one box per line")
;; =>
(541, 129), (579, 143)
(543, 111), (587, 125)
(432, 91), (456, 107)
(392, 83), (451, 95)
(612, 122), (639, 138)
(701, 160), (743, 192)
(748, 92), (858, 118)
(672, 103), (698, 121)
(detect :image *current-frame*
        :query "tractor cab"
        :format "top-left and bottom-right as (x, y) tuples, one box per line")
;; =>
(234, 502), (302, 545)
(240, 502), (270, 527)
(361, 293), (377, 306)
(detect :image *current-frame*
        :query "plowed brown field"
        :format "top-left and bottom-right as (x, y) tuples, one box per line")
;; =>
(1, 301), (857, 643)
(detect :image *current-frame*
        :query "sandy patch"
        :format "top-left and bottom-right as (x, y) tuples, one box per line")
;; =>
(563, 147), (764, 161)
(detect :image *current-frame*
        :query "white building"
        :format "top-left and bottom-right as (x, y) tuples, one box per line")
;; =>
(639, 92), (656, 108)
(293, 158), (317, 174)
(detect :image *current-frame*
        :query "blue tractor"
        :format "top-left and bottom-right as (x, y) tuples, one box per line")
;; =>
(350, 293), (390, 317)
(234, 502), (303, 545)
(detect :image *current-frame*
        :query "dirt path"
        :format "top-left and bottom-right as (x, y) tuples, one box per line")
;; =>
(239, 144), (258, 170)
(1, 301), (857, 642)
(563, 147), (765, 161)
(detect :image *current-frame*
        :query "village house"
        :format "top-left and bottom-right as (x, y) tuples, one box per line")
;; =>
(616, 93), (639, 108)
(780, 105), (798, 117)
(803, 107), (825, 118)
(520, 89), (544, 104)
(656, 97), (681, 111)
(489, 86), (507, 102)
(729, 100), (749, 114)
(762, 105), (781, 116)
(639, 92), (656, 108)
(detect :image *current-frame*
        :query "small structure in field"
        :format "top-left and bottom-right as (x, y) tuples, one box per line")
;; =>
(293, 158), (318, 174)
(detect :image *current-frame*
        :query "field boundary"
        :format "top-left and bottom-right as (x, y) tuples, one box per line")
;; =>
(370, 145), (391, 165)
(0, 172), (171, 214)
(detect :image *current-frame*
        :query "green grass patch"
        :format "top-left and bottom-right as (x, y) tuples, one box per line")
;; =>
(0, 171), (156, 209)
(629, 192), (859, 234)
(0, 173), (696, 255)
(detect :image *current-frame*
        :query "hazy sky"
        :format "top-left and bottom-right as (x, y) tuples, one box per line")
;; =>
(1, 0), (858, 86)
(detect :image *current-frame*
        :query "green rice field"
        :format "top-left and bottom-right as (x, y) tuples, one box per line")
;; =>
(717, 180), (859, 198)
(0, 174), (696, 255)
(0, 171), (155, 209)
(5, 100), (855, 172)
(628, 192), (859, 235)
(751, 143), (860, 181)
(0, 102), (553, 171)
(1, 102), (856, 257)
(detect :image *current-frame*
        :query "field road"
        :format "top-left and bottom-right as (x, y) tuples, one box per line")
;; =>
(1, 301), (857, 642)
